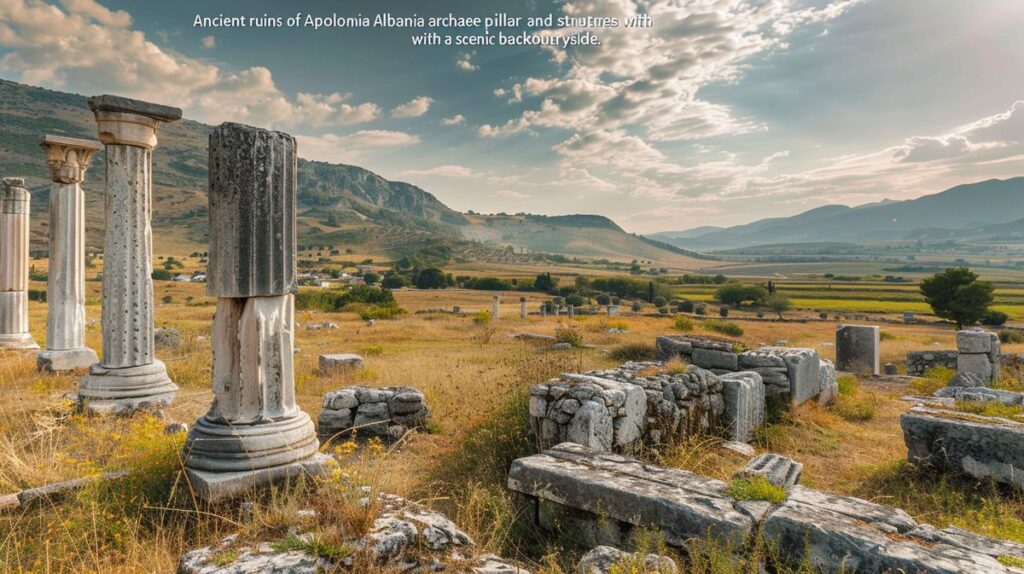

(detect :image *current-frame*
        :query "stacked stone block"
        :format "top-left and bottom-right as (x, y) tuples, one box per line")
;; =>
(956, 328), (1000, 385)
(529, 372), (647, 453)
(318, 386), (429, 441)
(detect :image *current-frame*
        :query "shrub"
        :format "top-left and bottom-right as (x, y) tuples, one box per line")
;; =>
(658, 307), (669, 315)
(473, 310), (492, 325)
(151, 268), (173, 280)
(910, 366), (956, 395)
(956, 401), (1023, 418)
(704, 320), (743, 337)
(674, 316), (694, 331)
(837, 375), (857, 397)
(819, 312), (828, 320)
(631, 301), (642, 312)
(719, 306), (729, 318)
(983, 310), (1010, 326)
(832, 392), (877, 422)
(595, 293), (611, 306)
(554, 324), (583, 347)
(879, 331), (896, 341)
(609, 343), (657, 362)
(724, 476), (787, 504)
(716, 283), (768, 306)
(161, 295), (173, 304)
(653, 296), (667, 308)
(679, 300), (695, 313)
(355, 303), (406, 320)
(999, 330), (1024, 344)
(695, 304), (707, 316)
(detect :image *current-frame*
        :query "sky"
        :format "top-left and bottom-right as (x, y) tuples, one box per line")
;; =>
(1, 0), (1023, 233)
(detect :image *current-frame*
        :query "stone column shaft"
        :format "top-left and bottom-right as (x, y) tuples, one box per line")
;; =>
(520, 298), (527, 318)
(78, 95), (180, 411)
(492, 296), (500, 320)
(0, 177), (38, 350)
(38, 135), (102, 371)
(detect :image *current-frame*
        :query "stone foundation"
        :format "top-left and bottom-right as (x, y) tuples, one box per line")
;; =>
(907, 350), (959, 376)
(318, 386), (429, 442)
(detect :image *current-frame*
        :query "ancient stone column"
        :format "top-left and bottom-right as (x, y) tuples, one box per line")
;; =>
(540, 304), (546, 318)
(0, 177), (38, 350)
(78, 95), (180, 411)
(520, 297), (527, 318)
(608, 305), (619, 317)
(492, 296), (500, 320)
(36, 136), (102, 371)
(568, 304), (575, 319)
(183, 123), (324, 502)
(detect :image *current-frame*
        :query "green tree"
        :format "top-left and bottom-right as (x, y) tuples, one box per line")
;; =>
(533, 272), (558, 293)
(920, 268), (994, 328)
(716, 283), (768, 306)
(767, 295), (790, 320)
(413, 267), (447, 289)
(381, 272), (408, 289)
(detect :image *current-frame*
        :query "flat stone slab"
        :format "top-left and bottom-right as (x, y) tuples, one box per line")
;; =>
(36, 348), (99, 372)
(184, 453), (330, 503)
(87, 94), (183, 121)
(319, 353), (365, 372)
(507, 442), (753, 546)
(902, 405), (1024, 488)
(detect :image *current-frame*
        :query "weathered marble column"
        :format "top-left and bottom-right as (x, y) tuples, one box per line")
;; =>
(568, 304), (575, 319)
(36, 136), (102, 371)
(492, 295), (500, 320)
(183, 123), (324, 502)
(0, 177), (39, 350)
(78, 95), (180, 411)
(520, 297), (527, 318)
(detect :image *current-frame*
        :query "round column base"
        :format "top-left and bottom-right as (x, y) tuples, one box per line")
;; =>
(78, 360), (178, 413)
(183, 411), (320, 473)
(0, 333), (40, 351)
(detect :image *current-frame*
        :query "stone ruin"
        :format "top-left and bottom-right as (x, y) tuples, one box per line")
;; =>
(835, 324), (879, 375)
(656, 335), (831, 408)
(318, 353), (365, 373)
(0, 177), (39, 350)
(318, 386), (429, 442)
(509, 442), (1024, 573)
(77, 95), (180, 412)
(181, 122), (326, 502)
(907, 350), (960, 376)
(530, 361), (766, 451)
(36, 136), (102, 371)
(907, 327), (1007, 380)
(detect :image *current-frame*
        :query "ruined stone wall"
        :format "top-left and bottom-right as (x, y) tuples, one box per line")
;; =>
(906, 350), (959, 376)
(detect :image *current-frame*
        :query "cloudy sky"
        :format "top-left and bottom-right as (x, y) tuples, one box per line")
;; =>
(1, 0), (1022, 233)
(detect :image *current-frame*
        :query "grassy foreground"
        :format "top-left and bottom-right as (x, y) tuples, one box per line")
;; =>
(3, 285), (1024, 572)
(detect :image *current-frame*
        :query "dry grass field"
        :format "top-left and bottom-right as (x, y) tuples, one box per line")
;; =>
(3, 281), (1024, 572)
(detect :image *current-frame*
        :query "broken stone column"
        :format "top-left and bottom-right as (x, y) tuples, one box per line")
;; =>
(520, 297), (527, 318)
(607, 305), (619, 317)
(183, 123), (324, 502)
(492, 295), (499, 320)
(0, 177), (38, 350)
(568, 304), (575, 319)
(36, 136), (102, 371)
(78, 96), (180, 411)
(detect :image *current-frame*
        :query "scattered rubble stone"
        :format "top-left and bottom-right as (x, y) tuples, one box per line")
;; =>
(153, 327), (181, 349)
(577, 546), (678, 574)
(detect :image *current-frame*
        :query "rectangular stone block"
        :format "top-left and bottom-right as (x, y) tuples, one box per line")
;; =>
(720, 371), (765, 443)
(208, 122), (297, 298)
(957, 353), (993, 382)
(758, 347), (821, 405)
(691, 347), (739, 371)
(957, 329), (993, 354)
(835, 325), (879, 375)
(87, 94), (183, 122)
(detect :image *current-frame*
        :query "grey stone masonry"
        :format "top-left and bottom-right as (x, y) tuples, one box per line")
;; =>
(719, 371), (765, 443)
(530, 362), (725, 453)
(183, 122), (322, 501)
(818, 359), (838, 407)
(0, 177), (38, 350)
(208, 123), (296, 298)
(907, 350), (959, 376)
(37, 136), (102, 371)
(737, 453), (803, 487)
(956, 328), (1000, 384)
(318, 386), (429, 441)
(835, 324), (880, 375)
(902, 405), (1024, 488)
(742, 346), (821, 405)
(78, 95), (179, 411)
(511, 443), (1024, 573)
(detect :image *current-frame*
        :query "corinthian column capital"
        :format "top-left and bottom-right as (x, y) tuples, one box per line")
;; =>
(87, 94), (182, 149)
(39, 135), (103, 184)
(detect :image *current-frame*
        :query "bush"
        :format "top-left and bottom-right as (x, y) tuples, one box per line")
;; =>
(832, 393), (877, 422)
(595, 293), (611, 306)
(658, 307), (669, 315)
(609, 343), (657, 362)
(355, 303), (406, 320)
(695, 304), (707, 316)
(161, 295), (173, 304)
(674, 316), (694, 331)
(704, 320), (744, 337)
(725, 476), (786, 504)
(910, 366), (956, 395)
(837, 375), (857, 397)
(653, 296), (667, 308)
(473, 310), (492, 325)
(554, 324), (583, 347)
(956, 401), (1023, 418)
(295, 285), (395, 312)
(999, 330), (1024, 344)
(679, 300), (695, 313)
(719, 306), (729, 318)
(631, 301), (642, 312)
(151, 269), (173, 281)
(983, 310), (1010, 326)
(413, 267), (448, 289)
(716, 283), (768, 306)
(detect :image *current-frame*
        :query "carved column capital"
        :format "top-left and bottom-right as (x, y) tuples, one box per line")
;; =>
(87, 94), (182, 149)
(39, 135), (103, 184)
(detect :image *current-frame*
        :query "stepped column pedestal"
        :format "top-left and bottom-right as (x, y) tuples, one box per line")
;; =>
(36, 136), (102, 371)
(78, 95), (181, 412)
(183, 122), (325, 502)
(0, 177), (38, 350)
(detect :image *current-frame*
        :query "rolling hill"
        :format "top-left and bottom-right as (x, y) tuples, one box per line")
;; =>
(652, 178), (1024, 251)
(0, 78), (702, 266)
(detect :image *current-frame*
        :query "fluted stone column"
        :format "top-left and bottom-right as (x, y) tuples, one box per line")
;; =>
(184, 123), (324, 502)
(0, 177), (38, 350)
(36, 136), (102, 371)
(78, 95), (180, 412)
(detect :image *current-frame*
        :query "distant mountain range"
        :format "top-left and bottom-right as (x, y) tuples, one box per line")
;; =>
(0, 78), (700, 265)
(650, 178), (1024, 251)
